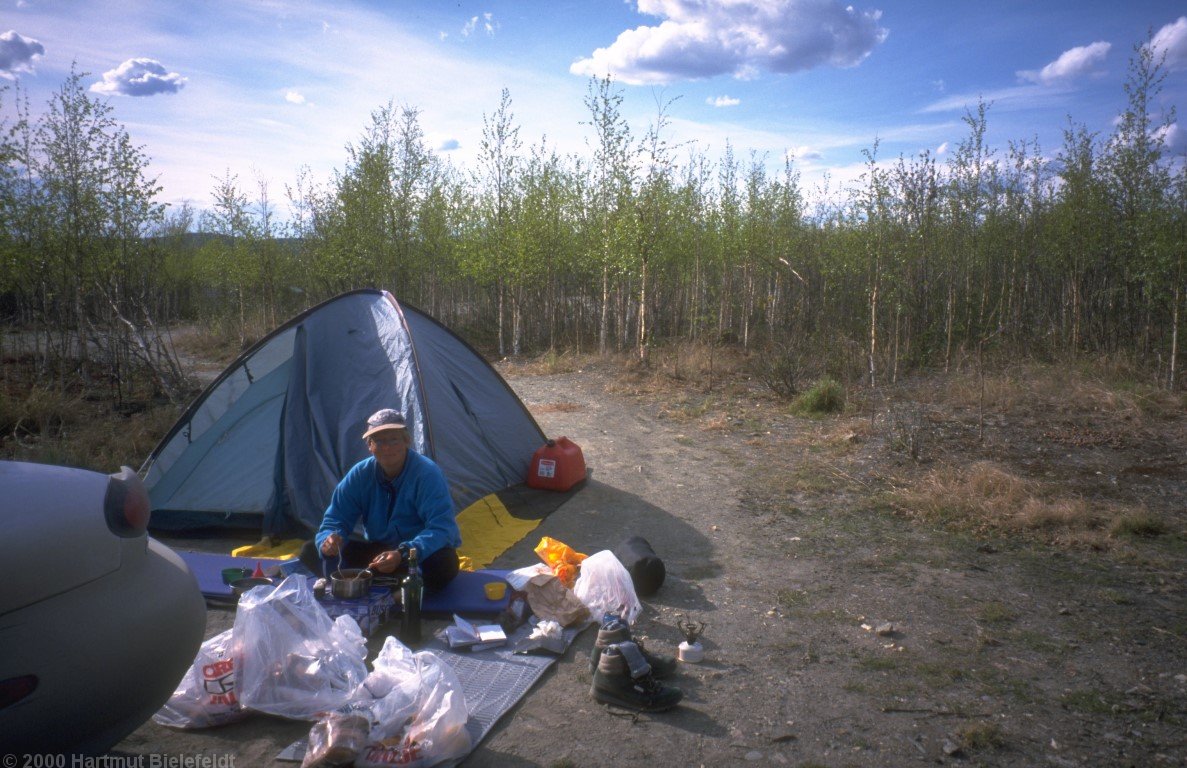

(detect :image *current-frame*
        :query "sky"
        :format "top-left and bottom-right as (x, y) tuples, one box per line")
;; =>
(2, 0), (1186, 217)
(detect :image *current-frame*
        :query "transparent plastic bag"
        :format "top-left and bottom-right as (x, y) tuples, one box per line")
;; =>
(233, 575), (369, 720)
(353, 637), (472, 768)
(152, 628), (248, 729)
(301, 711), (371, 768)
(572, 550), (642, 625)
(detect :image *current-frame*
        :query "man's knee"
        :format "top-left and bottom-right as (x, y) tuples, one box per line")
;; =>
(421, 547), (460, 591)
(298, 539), (323, 574)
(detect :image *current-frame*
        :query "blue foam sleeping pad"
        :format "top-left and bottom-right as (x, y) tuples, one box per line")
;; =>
(176, 550), (511, 616)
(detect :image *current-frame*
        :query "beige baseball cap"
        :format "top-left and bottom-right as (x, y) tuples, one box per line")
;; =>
(362, 408), (407, 439)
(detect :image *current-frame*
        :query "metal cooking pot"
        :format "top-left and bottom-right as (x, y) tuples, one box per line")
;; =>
(330, 568), (373, 599)
(230, 576), (275, 596)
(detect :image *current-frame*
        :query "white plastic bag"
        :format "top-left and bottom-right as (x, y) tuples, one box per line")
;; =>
(233, 575), (369, 720)
(353, 637), (472, 768)
(152, 628), (248, 729)
(572, 550), (642, 625)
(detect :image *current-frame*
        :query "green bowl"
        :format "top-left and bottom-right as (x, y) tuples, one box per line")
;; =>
(221, 567), (251, 585)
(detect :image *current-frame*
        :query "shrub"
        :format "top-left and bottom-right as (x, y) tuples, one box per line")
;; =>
(0, 385), (82, 444)
(751, 341), (807, 399)
(791, 377), (846, 415)
(958, 721), (1006, 750)
(1110, 510), (1169, 538)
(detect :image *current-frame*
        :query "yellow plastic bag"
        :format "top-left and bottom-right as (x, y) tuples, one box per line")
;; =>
(534, 536), (587, 589)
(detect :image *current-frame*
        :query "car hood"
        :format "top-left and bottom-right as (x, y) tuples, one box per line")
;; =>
(0, 462), (126, 616)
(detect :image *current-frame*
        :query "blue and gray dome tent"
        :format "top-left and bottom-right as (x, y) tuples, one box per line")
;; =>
(142, 289), (552, 556)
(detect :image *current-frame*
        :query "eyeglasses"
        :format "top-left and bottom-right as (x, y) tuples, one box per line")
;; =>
(369, 436), (405, 447)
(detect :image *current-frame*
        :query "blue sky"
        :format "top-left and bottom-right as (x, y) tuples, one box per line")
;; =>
(2, 0), (1185, 215)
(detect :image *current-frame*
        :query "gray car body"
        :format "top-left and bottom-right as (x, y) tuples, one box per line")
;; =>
(0, 460), (206, 755)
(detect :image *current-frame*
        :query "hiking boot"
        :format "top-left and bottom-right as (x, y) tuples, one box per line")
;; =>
(589, 616), (678, 679)
(589, 642), (682, 712)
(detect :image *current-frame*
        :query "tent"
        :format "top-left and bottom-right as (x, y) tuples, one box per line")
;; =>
(143, 289), (555, 558)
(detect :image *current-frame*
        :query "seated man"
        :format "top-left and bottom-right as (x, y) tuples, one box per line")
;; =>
(299, 408), (461, 590)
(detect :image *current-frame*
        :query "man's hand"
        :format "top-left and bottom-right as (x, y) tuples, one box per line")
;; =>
(320, 533), (343, 557)
(368, 549), (403, 574)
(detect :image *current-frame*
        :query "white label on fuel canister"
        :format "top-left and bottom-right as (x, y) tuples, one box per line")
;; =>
(537, 458), (557, 478)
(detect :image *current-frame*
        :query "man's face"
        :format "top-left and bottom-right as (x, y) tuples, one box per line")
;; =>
(368, 430), (409, 465)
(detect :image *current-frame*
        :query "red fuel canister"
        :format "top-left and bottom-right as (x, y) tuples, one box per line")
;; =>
(527, 437), (586, 491)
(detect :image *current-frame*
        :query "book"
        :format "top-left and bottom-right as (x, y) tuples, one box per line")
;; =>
(442, 613), (507, 651)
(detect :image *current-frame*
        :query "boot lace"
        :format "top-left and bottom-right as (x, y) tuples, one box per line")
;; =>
(633, 674), (665, 697)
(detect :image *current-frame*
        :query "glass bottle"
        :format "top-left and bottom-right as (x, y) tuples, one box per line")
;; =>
(399, 547), (423, 646)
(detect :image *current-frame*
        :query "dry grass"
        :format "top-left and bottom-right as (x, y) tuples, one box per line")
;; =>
(533, 402), (584, 414)
(781, 417), (872, 460)
(957, 721), (1006, 751)
(1, 385), (180, 471)
(655, 392), (716, 422)
(803, 418), (872, 452)
(1, 345), (188, 472)
(889, 456), (1177, 551)
(512, 349), (597, 376)
(1109, 509), (1171, 538)
(700, 413), (733, 431)
(653, 342), (753, 383)
(933, 359), (1181, 420)
(602, 343), (755, 396)
(0, 382), (85, 440)
(172, 318), (265, 366)
(6, 328), (1182, 566)
(890, 460), (1122, 545)
(869, 352), (1186, 554)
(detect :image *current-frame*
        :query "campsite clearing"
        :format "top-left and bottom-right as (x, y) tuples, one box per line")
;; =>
(116, 358), (1187, 767)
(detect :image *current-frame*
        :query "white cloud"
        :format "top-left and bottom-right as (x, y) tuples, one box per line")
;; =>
(462, 12), (496, 38)
(921, 84), (1062, 114)
(0, 30), (45, 78)
(1017, 41), (1110, 85)
(1148, 16), (1187, 71)
(3, 0), (599, 211)
(1153, 122), (1181, 150)
(570, 0), (888, 85)
(791, 144), (822, 160)
(936, 141), (948, 155)
(709, 95), (740, 107)
(90, 58), (186, 96)
(285, 90), (306, 104)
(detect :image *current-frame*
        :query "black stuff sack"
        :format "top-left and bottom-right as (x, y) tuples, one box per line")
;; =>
(613, 536), (665, 596)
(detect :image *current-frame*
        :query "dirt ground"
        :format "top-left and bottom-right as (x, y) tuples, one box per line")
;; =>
(115, 359), (1187, 767)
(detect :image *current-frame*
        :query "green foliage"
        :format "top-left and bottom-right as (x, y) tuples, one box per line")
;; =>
(1, 69), (188, 402)
(790, 377), (846, 415)
(2, 37), (1184, 395)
